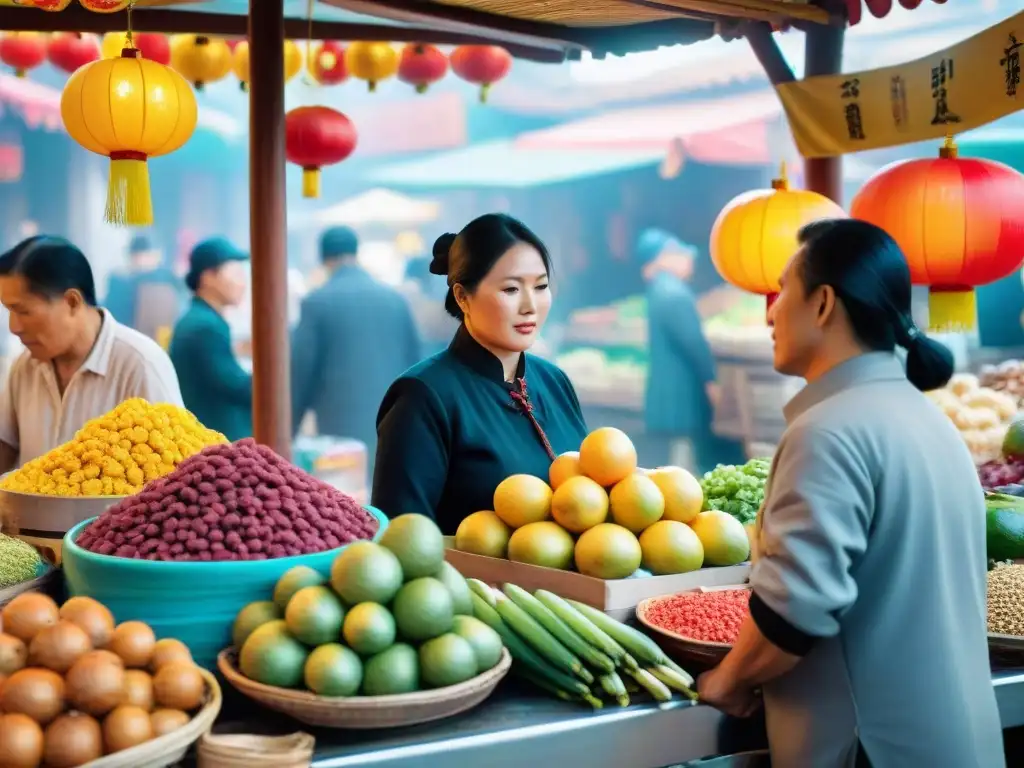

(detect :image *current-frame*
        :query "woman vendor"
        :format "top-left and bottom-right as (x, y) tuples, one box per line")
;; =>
(0, 236), (183, 471)
(697, 219), (1002, 767)
(371, 213), (588, 534)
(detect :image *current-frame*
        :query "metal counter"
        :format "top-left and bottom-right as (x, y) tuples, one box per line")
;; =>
(205, 670), (1024, 768)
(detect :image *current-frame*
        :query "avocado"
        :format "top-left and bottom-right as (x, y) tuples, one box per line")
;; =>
(986, 494), (1024, 561)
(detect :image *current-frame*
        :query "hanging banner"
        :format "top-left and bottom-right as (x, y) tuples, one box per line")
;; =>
(776, 11), (1024, 158)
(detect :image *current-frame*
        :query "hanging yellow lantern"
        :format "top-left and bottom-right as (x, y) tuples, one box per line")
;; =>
(344, 41), (398, 92)
(61, 47), (197, 226)
(169, 34), (232, 90)
(710, 163), (846, 318)
(231, 39), (303, 91)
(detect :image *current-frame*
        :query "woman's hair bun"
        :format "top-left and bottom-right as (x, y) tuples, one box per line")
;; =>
(430, 233), (456, 276)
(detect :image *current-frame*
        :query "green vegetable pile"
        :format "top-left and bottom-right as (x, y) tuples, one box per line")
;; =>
(700, 458), (771, 525)
(0, 533), (44, 588)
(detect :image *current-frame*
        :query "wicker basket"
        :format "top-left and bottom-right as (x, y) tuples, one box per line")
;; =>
(198, 732), (315, 768)
(636, 585), (750, 667)
(218, 647), (511, 729)
(81, 668), (222, 768)
(0, 566), (61, 609)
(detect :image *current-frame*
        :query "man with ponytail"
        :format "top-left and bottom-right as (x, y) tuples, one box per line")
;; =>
(698, 219), (1003, 768)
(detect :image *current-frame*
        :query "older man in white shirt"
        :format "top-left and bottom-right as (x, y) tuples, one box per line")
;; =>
(0, 236), (183, 470)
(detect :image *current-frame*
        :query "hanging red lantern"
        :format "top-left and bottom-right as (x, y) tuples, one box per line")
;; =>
(285, 106), (357, 199)
(19, 0), (73, 10)
(47, 32), (101, 74)
(308, 40), (347, 85)
(851, 136), (1024, 332)
(0, 32), (48, 78)
(450, 45), (512, 103)
(398, 43), (448, 94)
(78, 0), (131, 11)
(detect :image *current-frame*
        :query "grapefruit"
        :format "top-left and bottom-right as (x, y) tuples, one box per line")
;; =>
(649, 466), (703, 524)
(573, 523), (642, 580)
(362, 643), (419, 696)
(454, 511), (511, 558)
(304, 643), (362, 697)
(435, 561), (473, 616)
(579, 428), (637, 487)
(551, 476), (609, 533)
(239, 622), (308, 688)
(272, 566), (324, 611)
(285, 585), (345, 646)
(392, 578), (454, 642)
(232, 601), (282, 649)
(638, 520), (704, 575)
(452, 615), (503, 673)
(689, 510), (751, 566)
(609, 473), (665, 533)
(342, 603), (396, 656)
(379, 514), (446, 579)
(549, 452), (583, 490)
(507, 521), (575, 570)
(330, 541), (404, 605)
(493, 475), (552, 528)
(419, 633), (478, 689)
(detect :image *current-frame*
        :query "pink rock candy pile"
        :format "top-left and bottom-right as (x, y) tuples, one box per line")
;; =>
(77, 438), (378, 561)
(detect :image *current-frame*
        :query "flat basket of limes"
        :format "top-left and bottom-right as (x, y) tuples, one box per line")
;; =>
(217, 513), (514, 729)
(0, 534), (60, 608)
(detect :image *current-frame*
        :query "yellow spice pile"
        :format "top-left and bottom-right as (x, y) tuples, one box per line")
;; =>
(988, 562), (1024, 637)
(1, 398), (228, 497)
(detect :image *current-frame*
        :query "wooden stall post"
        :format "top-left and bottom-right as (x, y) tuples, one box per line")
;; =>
(803, 20), (845, 204)
(248, 0), (293, 458)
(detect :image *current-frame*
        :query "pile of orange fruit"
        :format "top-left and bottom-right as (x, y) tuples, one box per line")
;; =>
(454, 427), (711, 579)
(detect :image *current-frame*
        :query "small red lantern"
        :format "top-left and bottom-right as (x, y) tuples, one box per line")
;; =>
(79, 0), (131, 11)
(0, 32), (48, 78)
(285, 106), (357, 199)
(47, 33), (101, 74)
(398, 44), (448, 94)
(309, 41), (347, 85)
(851, 136), (1024, 331)
(450, 45), (512, 103)
(133, 33), (172, 66)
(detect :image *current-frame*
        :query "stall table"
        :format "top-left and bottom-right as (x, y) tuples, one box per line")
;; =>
(199, 669), (1024, 767)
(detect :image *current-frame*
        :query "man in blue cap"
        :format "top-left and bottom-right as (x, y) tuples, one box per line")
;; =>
(103, 234), (184, 343)
(291, 226), (420, 468)
(169, 237), (253, 440)
(639, 228), (745, 473)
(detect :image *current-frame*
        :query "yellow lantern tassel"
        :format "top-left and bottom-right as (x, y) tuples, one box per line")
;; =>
(771, 161), (789, 190)
(479, 83), (491, 103)
(302, 167), (321, 198)
(105, 151), (153, 227)
(367, 80), (377, 92)
(928, 288), (976, 333)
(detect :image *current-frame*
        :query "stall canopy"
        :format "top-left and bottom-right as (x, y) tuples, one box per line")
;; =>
(292, 188), (441, 228)
(368, 139), (664, 189)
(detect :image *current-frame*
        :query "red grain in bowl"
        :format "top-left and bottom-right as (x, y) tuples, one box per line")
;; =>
(645, 589), (751, 645)
(75, 438), (379, 562)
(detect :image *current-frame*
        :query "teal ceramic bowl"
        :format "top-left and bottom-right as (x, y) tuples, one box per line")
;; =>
(62, 507), (388, 669)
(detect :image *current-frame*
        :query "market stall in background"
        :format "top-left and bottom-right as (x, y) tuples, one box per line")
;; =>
(2, 1), (1024, 767)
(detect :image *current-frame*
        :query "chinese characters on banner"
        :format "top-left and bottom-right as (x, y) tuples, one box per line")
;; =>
(775, 11), (1024, 158)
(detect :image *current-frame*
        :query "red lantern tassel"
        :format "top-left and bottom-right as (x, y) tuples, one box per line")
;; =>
(302, 166), (321, 198)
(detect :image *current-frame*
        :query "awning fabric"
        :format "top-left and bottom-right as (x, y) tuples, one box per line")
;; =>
(847, 0), (947, 25)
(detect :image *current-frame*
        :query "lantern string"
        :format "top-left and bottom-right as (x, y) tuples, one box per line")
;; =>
(303, 0), (317, 87)
(125, 1), (134, 46)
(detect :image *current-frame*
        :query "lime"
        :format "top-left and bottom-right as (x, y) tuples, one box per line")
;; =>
(285, 586), (345, 646)
(304, 643), (362, 696)
(379, 514), (445, 579)
(239, 622), (308, 688)
(392, 577), (454, 643)
(434, 561), (473, 616)
(330, 541), (404, 605)
(273, 566), (324, 611)
(362, 643), (419, 696)
(418, 633), (478, 688)
(342, 603), (396, 656)
(232, 600), (282, 649)
(452, 615), (503, 673)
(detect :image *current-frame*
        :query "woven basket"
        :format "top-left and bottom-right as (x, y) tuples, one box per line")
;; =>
(218, 647), (511, 729)
(81, 668), (222, 768)
(636, 585), (750, 667)
(0, 566), (61, 609)
(198, 732), (315, 768)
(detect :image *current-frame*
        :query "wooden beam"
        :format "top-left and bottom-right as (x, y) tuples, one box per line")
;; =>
(645, 0), (831, 23)
(248, 0), (291, 458)
(802, 7), (844, 203)
(744, 21), (795, 84)
(0, 5), (566, 63)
